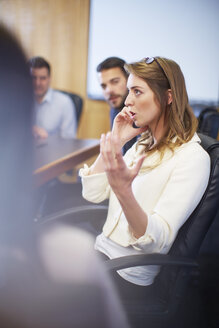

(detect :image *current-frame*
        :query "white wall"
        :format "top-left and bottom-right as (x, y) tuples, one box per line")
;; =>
(87, 0), (219, 104)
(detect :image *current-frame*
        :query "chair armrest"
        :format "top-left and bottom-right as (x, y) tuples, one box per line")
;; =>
(104, 253), (198, 271)
(37, 205), (108, 225)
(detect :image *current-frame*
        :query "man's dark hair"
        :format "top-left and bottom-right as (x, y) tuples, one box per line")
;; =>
(96, 57), (128, 78)
(28, 56), (51, 75)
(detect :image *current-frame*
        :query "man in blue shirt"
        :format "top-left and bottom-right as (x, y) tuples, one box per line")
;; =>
(97, 57), (137, 154)
(29, 56), (77, 139)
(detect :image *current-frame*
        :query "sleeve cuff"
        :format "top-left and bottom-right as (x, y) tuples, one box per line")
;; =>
(79, 164), (107, 180)
(79, 164), (91, 177)
(129, 214), (167, 253)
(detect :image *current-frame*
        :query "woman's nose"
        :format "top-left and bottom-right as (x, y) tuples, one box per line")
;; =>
(124, 92), (133, 107)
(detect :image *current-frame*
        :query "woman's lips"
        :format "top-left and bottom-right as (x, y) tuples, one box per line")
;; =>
(129, 111), (136, 117)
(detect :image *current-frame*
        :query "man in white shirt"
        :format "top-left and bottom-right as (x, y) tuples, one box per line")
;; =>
(29, 56), (77, 139)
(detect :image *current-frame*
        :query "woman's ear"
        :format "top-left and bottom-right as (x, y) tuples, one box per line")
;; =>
(167, 89), (172, 105)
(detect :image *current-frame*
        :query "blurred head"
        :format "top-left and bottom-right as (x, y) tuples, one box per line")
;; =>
(28, 56), (51, 103)
(125, 57), (197, 144)
(0, 24), (34, 244)
(97, 57), (128, 109)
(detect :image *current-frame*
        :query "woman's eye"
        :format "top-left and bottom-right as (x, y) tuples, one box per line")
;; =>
(134, 89), (141, 96)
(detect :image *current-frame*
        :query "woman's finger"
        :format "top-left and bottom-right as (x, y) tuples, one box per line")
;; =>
(112, 134), (125, 167)
(115, 107), (132, 123)
(103, 132), (117, 170)
(100, 133), (106, 161)
(100, 133), (111, 170)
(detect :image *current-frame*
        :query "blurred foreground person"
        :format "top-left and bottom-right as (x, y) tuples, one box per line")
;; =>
(0, 24), (129, 328)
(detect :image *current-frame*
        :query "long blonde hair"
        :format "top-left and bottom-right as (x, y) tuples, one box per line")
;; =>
(125, 57), (198, 161)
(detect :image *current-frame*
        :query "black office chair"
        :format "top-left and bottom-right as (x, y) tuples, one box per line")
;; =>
(197, 107), (219, 139)
(38, 133), (219, 327)
(190, 103), (208, 119)
(191, 104), (219, 139)
(105, 133), (219, 327)
(56, 89), (83, 125)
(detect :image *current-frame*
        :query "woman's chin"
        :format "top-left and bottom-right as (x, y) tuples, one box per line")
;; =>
(133, 121), (145, 129)
(132, 121), (140, 128)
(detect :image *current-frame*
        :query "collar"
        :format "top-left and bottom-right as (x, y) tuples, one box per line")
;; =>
(137, 132), (200, 151)
(125, 132), (200, 173)
(34, 88), (53, 105)
(42, 88), (53, 103)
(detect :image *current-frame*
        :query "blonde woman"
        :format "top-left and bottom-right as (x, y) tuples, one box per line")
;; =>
(79, 57), (210, 299)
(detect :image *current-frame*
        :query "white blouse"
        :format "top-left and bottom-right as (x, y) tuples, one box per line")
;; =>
(79, 134), (210, 285)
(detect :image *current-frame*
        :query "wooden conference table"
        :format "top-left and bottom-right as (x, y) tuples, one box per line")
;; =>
(34, 135), (100, 188)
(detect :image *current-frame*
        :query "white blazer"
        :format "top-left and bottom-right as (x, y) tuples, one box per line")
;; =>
(80, 133), (210, 254)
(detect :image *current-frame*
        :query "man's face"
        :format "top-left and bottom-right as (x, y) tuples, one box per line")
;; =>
(30, 67), (50, 102)
(98, 67), (128, 109)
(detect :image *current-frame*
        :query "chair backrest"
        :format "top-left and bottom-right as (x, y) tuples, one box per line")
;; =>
(154, 133), (219, 310)
(198, 107), (219, 139)
(56, 89), (83, 125)
(190, 103), (209, 118)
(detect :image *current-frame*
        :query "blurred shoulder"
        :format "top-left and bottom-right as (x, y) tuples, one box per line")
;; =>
(52, 89), (74, 105)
